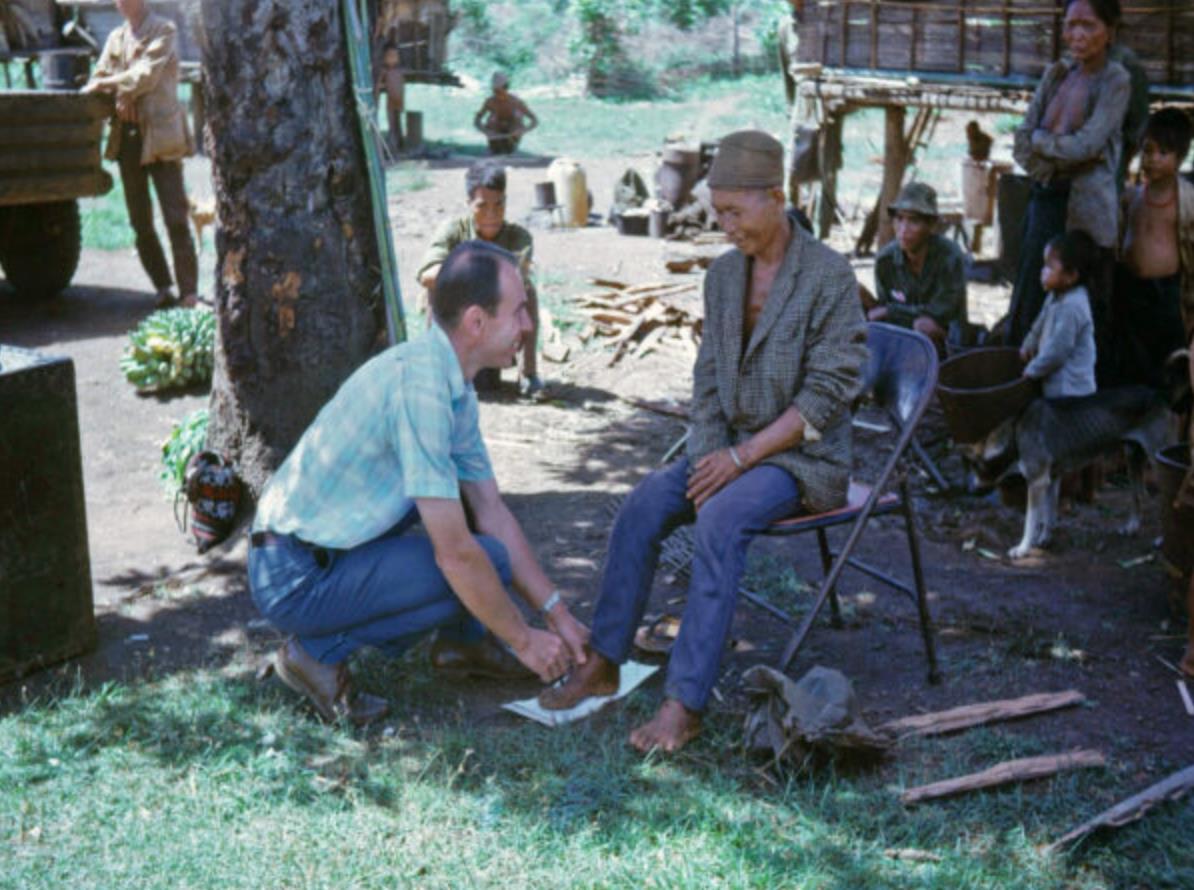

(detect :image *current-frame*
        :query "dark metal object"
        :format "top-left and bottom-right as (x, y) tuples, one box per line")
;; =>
(757, 323), (942, 684)
(1156, 443), (1192, 586)
(533, 181), (557, 210)
(0, 345), (95, 684)
(937, 346), (1037, 443)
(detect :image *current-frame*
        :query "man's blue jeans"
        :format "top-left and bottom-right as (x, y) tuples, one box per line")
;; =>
(590, 457), (802, 712)
(247, 510), (509, 665)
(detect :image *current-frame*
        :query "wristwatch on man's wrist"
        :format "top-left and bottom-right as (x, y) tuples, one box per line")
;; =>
(540, 589), (562, 617)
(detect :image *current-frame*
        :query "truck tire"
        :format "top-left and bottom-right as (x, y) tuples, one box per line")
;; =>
(0, 201), (83, 299)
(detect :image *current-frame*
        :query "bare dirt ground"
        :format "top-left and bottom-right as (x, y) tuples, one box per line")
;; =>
(2, 150), (1190, 778)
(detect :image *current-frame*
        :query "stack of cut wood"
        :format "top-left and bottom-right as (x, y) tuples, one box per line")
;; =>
(575, 278), (702, 367)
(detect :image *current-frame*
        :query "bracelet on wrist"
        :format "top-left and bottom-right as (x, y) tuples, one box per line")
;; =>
(728, 445), (745, 470)
(540, 589), (562, 617)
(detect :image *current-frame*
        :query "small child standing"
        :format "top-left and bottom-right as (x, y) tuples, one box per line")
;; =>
(1116, 108), (1193, 387)
(1020, 229), (1098, 398)
(375, 44), (405, 157)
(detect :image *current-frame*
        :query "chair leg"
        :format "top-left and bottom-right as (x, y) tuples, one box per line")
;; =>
(901, 481), (942, 684)
(816, 528), (843, 628)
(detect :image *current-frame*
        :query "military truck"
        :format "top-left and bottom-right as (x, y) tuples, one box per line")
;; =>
(1, 0), (114, 298)
(0, 90), (113, 298)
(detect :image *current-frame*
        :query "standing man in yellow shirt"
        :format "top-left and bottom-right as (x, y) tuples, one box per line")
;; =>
(84, 0), (198, 308)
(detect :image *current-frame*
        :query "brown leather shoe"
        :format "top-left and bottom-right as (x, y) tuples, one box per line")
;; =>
(430, 634), (534, 681)
(273, 639), (389, 726)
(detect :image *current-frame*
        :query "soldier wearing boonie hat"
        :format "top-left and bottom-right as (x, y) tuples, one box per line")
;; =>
(870, 181), (967, 348)
(538, 129), (868, 755)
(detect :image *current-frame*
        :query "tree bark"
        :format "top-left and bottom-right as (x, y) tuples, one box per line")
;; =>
(198, 0), (382, 495)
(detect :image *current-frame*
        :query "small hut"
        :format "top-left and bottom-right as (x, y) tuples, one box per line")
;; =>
(790, 1), (1194, 247)
(373, 0), (457, 84)
(797, 0), (1194, 92)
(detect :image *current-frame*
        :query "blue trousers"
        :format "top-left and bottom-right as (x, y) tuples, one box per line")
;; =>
(590, 458), (802, 712)
(247, 510), (510, 665)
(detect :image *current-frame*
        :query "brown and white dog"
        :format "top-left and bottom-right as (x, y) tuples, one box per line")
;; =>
(961, 386), (1173, 559)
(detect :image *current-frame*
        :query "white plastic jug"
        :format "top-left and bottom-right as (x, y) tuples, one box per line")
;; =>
(547, 158), (588, 227)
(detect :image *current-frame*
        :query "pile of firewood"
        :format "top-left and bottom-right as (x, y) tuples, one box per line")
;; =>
(575, 279), (702, 367)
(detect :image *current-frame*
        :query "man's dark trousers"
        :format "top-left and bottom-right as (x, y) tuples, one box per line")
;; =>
(117, 123), (198, 297)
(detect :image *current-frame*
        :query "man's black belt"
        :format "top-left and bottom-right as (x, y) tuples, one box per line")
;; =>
(251, 530), (333, 567)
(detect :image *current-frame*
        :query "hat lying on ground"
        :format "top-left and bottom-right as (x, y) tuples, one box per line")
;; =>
(707, 129), (784, 190)
(888, 181), (939, 218)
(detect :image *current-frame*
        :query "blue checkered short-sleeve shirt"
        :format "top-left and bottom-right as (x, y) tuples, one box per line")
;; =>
(253, 324), (493, 549)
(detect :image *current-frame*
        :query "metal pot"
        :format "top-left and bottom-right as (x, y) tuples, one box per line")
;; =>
(39, 49), (92, 90)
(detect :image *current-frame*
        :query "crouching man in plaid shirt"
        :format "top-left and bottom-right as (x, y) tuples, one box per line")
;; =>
(541, 131), (868, 753)
(249, 242), (589, 725)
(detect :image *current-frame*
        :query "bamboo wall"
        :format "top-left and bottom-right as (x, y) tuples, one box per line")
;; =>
(796, 1), (1194, 88)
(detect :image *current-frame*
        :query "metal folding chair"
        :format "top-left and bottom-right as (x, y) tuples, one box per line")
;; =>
(753, 322), (943, 683)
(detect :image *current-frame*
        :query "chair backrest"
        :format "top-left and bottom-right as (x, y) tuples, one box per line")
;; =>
(863, 322), (939, 432)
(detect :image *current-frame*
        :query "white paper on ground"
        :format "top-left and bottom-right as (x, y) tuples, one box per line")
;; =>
(501, 660), (660, 727)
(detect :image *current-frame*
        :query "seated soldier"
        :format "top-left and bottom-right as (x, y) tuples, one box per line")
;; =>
(540, 131), (868, 753)
(869, 182), (967, 349)
(418, 160), (542, 396)
(474, 72), (538, 156)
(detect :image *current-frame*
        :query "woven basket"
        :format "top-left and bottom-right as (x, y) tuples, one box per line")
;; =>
(937, 347), (1038, 443)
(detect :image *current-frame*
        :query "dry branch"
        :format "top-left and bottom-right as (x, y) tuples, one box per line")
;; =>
(901, 750), (1106, 805)
(1047, 764), (1194, 852)
(879, 690), (1086, 738)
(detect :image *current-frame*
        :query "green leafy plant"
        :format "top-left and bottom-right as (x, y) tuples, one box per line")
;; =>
(120, 307), (215, 393)
(159, 408), (209, 495)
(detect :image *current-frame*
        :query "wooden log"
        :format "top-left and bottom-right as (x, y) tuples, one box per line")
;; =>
(590, 277), (628, 290)
(0, 92), (113, 126)
(0, 170), (113, 204)
(878, 689), (1087, 738)
(584, 310), (635, 327)
(901, 750), (1106, 805)
(0, 120), (105, 148)
(1047, 764), (1194, 853)
(0, 146), (99, 175)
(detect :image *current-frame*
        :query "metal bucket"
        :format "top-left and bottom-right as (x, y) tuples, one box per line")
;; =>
(39, 49), (92, 90)
(937, 346), (1038, 443)
(533, 181), (557, 209)
(1156, 443), (1193, 589)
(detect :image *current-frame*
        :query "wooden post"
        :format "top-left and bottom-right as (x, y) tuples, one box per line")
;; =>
(876, 105), (908, 249)
(817, 111), (844, 240)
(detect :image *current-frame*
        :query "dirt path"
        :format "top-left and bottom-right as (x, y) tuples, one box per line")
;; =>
(2, 153), (1190, 770)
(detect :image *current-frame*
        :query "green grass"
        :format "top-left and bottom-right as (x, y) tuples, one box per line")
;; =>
(3, 656), (1191, 889)
(406, 74), (789, 160)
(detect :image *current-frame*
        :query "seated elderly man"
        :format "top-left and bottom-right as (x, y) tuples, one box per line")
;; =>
(541, 130), (868, 752)
(868, 182), (967, 349)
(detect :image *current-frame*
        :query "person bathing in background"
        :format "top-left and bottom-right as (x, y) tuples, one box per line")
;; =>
(375, 43), (405, 158)
(538, 131), (867, 753)
(474, 72), (538, 155)
(868, 181), (967, 352)
(1020, 230), (1098, 399)
(418, 160), (542, 396)
(1114, 108), (1194, 388)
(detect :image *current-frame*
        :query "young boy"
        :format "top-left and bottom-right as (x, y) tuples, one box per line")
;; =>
(417, 160), (542, 395)
(1020, 229), (1098, 398)
(1116, 108), (1192, 387)
(473, 72), (538, 155)
(375, 44), (405, 157)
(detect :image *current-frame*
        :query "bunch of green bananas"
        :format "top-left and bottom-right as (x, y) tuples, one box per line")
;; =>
(121, 308), (215, 393)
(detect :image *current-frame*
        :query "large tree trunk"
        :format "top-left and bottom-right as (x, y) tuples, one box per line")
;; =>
(198, 0), (382, 495)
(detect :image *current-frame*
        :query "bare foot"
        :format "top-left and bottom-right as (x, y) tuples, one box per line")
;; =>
(1180, 644), (1194, 679)
(629, 699), (701, 753)
(538, 649), (619, 710)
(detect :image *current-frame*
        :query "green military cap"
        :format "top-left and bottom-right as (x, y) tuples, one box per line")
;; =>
(887, 181), (939, 219)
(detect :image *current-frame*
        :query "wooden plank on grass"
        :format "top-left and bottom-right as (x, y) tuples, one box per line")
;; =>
(1047, 764), (1194, 853)
(879, 690), (1086, 738)
(901, 749), (1106, 805)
